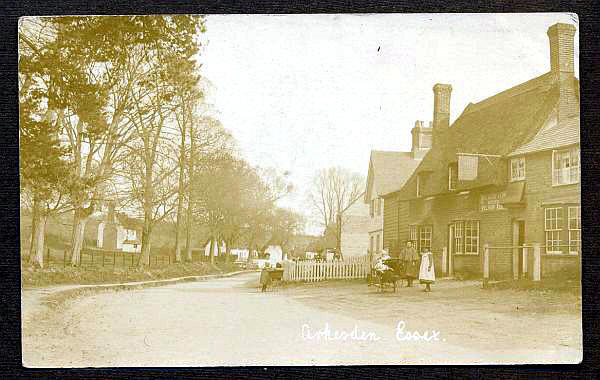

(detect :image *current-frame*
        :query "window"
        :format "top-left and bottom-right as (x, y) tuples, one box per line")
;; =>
(376, 198), (382, 216)
(510, 157), (526, 181)
(416, 175), (421, 198)
(375, 234), (380, 253)
(480, 192), (506, 211)
(370, 199), (374, 217)
(545, 207), (563, 253)
(454, 221), (463, 254)
(568, 206), (581, 254)
(553, 147), (580, 186)
(419, 226), (432, 252)
(370, 235), (374, 253)
(448, 163), (458, 191)
(453, 220), (479, 254)
(409, 225), (417, 244)
(464, 221), (480, 254)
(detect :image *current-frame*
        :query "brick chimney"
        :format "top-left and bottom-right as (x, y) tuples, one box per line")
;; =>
(432, 83), (452, 145)
(411, 120), (432, 160)
(547, 23), (578, 121)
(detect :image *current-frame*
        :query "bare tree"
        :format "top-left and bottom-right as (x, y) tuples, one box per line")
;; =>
(307, 166), (365, 257)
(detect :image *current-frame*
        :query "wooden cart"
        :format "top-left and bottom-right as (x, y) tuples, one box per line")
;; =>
(367, 258), (405, 292)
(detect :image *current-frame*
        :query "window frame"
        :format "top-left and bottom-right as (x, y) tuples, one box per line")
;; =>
(544, 207), (564, 254)
(510, 157), (526, 182)
(453, 220), (479, 255)
(419, 225), (432, 252)
(552, 147), (580, 186)
(448, 163), (458, 191)
(568, 206), (581, 255)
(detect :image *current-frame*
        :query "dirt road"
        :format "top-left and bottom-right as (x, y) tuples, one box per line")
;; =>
(22, 273), (581, 367)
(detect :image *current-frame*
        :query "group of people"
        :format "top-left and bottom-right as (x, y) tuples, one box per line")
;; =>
(373, 241), (435, 292)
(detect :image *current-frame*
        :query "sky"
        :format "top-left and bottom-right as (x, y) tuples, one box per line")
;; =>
(198, 13), (579, 234)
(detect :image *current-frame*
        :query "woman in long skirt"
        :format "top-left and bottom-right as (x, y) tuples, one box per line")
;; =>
(259, 263), (272, 292)
(418, 247), (435, 292)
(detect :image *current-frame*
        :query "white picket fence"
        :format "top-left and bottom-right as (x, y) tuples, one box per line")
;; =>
(282, 256), (370, 282)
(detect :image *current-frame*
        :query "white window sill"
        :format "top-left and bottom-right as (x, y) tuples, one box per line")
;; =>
(454, 252), (479, 256)
(544, 252), (579, 256)
(552, 181), (579, 187)
(510, 178), (525, 182)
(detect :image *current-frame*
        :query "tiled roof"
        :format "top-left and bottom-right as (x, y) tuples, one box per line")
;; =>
(508, 115), (579, 156)
(366, 151), (421, 199)
(398, 72), (573, 200)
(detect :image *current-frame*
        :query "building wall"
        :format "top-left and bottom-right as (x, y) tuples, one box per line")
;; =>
(341, 201), (370, 257)
(382, 194), (399, 250)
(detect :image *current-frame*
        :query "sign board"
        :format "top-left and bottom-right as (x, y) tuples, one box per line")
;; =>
(458, 154), (478, 181)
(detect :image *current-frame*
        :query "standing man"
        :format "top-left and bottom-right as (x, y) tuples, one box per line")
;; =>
(402, 241), (419, 287)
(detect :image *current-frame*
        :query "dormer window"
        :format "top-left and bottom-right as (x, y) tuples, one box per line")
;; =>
(552, 147), (580, 186)
(510, 157), (526, 181)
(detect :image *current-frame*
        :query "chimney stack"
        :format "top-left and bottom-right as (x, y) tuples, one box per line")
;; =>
(432, 83), (452, 145)
(411, 120), (432, 160)
(548, 23), (576, 76)
(547, 23), (578, 121)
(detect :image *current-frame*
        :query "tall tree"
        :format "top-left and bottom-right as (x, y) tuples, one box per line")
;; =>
(307, 166), (365, 257)
(119, 16), (204, 267)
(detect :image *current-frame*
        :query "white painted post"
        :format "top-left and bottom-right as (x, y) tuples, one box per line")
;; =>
(533, 243), (541, 282)
(442, 247), (447, 276)
(483, 244), (490, 288)
(522, 246), (528, 277)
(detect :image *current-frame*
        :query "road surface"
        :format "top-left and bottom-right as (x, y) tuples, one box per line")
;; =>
(22, 272), (581, 366)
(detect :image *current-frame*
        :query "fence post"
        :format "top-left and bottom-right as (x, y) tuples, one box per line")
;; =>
(483, 244), (490, 288)
(442, 247), (447, 276)
(522, 246), (528, 277)
(533, 243), (541, 282)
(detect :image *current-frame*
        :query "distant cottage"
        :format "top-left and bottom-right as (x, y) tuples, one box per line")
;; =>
(383, 23), (579, 280)
(96, 202), (143, 253)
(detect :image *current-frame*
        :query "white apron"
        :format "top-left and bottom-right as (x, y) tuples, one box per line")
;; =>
(419, 252), (435, 283)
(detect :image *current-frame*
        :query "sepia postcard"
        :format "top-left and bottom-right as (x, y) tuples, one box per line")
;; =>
(19, 13), (581, 367)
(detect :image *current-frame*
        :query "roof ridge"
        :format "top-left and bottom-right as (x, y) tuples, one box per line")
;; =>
(462, 72), (552, 116)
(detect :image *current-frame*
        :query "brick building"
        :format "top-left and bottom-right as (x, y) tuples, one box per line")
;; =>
(384, 23), (579, 280)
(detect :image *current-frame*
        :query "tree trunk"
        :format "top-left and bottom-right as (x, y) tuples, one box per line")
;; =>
(28, 197), (39, 261)
(69, 210), (88, 266)
(185, 205), (193, 262)
(29, 213), (47, 268)
(225, 241), (231, 264)
(139, 220), (152, 268)
(210, 237), (216, 265)
(185, 117), (196, 263)
(216, 237), (222, 264)
(174, 138), (186, 263)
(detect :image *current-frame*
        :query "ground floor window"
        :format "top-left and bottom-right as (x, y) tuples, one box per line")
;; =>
(545, 207), (564, 253)
(452, 220), (480, 254)
(408, 225), (432, 252)
(544, 204), (580, 254)
(569, 206), (581, 254)
(419, 226), (432, 252)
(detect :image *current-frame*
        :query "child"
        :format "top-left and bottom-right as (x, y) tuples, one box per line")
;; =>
(418, 247), (435, 292)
